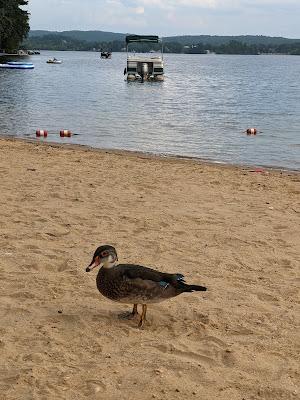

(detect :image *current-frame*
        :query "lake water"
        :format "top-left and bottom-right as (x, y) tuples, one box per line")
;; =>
(0, 51), (299, 170)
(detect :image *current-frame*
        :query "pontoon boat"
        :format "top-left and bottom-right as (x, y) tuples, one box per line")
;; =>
(124, 35), (164, 82)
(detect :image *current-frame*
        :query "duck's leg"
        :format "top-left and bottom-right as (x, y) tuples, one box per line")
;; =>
(132, 304), (138, 316)
(138, 304), (147, 328)
(118, 304), (139, 320)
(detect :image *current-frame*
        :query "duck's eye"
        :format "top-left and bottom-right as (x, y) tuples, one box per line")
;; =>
(101, 251), (109, 257)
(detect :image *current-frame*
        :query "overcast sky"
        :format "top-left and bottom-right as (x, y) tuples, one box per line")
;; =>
(27, 0), (300, 38)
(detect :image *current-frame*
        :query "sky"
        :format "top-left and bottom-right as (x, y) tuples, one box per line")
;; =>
(27, 0), (300, 38)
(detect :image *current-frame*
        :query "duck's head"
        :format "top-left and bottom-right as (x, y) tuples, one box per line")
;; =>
(86, 245), (118, 272)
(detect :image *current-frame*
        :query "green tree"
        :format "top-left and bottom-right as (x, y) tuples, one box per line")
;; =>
(0, 0), (30, 51)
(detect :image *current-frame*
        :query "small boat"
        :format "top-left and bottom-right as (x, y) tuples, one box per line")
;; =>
(124, 35), (164, 82)
(0, 49), (30, 57)
(100, 51), (112, 59)
(0, 62), (34, 69)
(27, 50), (40, 55)
(47, 58), (62, 64)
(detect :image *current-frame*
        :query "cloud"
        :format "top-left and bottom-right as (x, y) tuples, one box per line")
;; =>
(135, 0), (217, 8)
(27, 0), (300, 37)
(134, 0), (240, 8)
(133, 6), (145, 14)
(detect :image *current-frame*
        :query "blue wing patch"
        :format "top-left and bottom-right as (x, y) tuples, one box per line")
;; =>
(159, 281), (169, 289)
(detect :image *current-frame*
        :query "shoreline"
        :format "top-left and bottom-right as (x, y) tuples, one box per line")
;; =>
(0, 137), (299, 399)
(2, 134), (300, 174)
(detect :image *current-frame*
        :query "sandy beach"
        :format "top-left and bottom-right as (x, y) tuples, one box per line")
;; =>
(0, 137), (299, 400)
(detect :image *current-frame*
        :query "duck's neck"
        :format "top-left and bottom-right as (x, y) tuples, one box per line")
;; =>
(101, 260), (117, 269)
(97, 262), (117, 287)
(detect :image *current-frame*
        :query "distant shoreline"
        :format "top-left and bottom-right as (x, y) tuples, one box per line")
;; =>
(2, 50), (299, 57)
(22, 31), (300, 55)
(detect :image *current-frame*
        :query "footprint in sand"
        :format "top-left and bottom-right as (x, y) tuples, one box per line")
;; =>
(257, 292), (279, 302)
(22, 352), (44, 363)
(0, 373), (21, 392)
(10, 291), (36, 300)
(278, 259), (292, 268)
(22, 244), (42, 251)
(83, 379), (107, 396)
(273, 225), (288, 231)
(171, 347), (218, 366)
(221, 349), (236, 367)
(55, 260), (73, 272)
(153, 334), (234, 368)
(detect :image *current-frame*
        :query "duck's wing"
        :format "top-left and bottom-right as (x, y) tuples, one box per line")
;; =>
(116, 264), (206, 295)
(109, 264), (206, 302)
(111, 264), (186, 302)
(117, 264), (184, 286)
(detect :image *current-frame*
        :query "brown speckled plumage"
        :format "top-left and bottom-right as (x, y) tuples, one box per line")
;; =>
(96, 264), (192, 303)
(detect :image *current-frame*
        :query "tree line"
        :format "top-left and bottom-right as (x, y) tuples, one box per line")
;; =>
(22, 34), (300, 55)
(0, 0), (30, 51)
(184, 40), (300, 55)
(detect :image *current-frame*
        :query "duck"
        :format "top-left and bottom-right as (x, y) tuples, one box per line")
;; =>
(85, 245), (207, 328)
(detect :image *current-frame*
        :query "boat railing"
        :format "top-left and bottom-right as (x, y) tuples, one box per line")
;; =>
(127, 55), (162, 59)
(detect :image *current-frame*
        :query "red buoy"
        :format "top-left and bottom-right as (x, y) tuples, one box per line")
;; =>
(60, 130), (72, 137)
(246, 128), (257, 135)
(36, 130), (48, 137)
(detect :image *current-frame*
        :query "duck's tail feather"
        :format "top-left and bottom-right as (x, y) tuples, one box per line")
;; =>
(181, 283), (207, 292)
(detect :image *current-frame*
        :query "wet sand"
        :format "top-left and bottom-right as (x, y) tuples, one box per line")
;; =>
(0, 137), (299, 400)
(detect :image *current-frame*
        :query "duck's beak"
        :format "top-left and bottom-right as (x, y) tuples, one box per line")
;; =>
(86, 256), (101, 272)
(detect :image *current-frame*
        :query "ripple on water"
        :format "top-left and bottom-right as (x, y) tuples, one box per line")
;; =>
(0, 52), (300, 170)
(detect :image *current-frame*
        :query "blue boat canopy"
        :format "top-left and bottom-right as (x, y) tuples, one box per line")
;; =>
(126, 35), (160, 44)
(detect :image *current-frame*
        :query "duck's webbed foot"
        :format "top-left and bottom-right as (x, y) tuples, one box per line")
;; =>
(118, 304), (139, 320)
(138, 304), (147, 329)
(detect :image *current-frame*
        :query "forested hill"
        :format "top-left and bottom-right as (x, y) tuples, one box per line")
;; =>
(29, 30), (127, 42)
(29, 31), (299, 46)
(25, 30), (300, 55)
(163, 35), (299, 46)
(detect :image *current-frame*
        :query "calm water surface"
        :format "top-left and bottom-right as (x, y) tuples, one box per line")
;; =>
(0, 51), (299, 170)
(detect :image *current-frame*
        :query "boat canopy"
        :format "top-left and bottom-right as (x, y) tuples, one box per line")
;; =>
(126, 35), (160, 44)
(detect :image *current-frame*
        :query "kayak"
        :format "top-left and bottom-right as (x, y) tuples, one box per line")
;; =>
(0, 62), (34, 69)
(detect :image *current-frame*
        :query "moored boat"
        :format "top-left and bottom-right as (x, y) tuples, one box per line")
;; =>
(124, 35), (164, 82)
(100, 51), (112, 59)
(47, 58), (62, 64)
(0, 62), (34, 69)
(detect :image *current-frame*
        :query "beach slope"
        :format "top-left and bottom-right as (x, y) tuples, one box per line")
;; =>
(0, 138), (299, 400)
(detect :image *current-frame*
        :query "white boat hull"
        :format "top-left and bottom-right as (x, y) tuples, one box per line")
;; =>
(0, 62), (34, 69)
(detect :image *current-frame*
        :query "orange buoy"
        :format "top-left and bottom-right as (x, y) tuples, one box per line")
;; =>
(246, 128), (257, 135)
(36, 130), (48, 137)
(60, 130), (72, 137)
